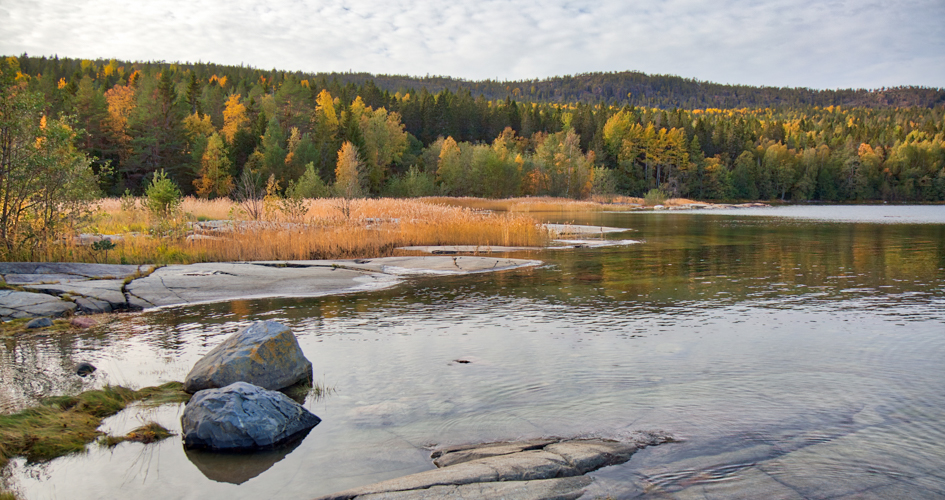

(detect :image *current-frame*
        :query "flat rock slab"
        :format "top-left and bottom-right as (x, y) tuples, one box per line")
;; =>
(542, 224), (629, 235)
(399, 246), (544, 254)
(23, 279), (128, 312)
(0, 290), (76, 320)
(0, 263), (152, 284)
(127, 257), (539, 308)
(2, 258), (540, 317)
(0, 263), (155, 319)
(354, 476), (593, 500)
(319, 434), (673, 500)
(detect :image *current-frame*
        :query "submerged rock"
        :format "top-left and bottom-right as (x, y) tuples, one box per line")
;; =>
(183, 321), (313, 393)
(75, 362), (96, 376)
(181, 381), (321, 450)
(318, 434), (674, 500)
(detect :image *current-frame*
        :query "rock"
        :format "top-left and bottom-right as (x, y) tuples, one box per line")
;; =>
(126, 258), (540, 308)
(180, 382), (321, 450)
(354, 476), (592, 500)
(75, 362), (96, 376)
(24, 279), (128, 313)
(25, 317), (53, 329)
(0, 290), (76, 321)
(183, 321), (313, 393)
(432, 439), (556, 468)
(0, 262), (152, 282)
(319, 436), (674, 500)
(70, 317), (98, 328)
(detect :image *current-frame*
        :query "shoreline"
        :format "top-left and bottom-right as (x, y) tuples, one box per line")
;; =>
(0, 257), (542, 323)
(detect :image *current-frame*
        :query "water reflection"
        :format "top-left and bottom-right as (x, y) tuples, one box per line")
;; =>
(185, 429), (313, 485)
(1, 209), (944, 499)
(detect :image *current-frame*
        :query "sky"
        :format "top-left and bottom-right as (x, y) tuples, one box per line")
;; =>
(1, 0), (943, 90)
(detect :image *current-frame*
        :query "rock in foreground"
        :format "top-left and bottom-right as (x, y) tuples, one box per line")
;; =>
(184, 321), (312, 393)
(181, 382), (321, 450)
(319, 433), (674, 500)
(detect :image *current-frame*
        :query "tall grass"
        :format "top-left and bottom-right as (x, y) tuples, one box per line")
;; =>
(25, 197), (549, 265)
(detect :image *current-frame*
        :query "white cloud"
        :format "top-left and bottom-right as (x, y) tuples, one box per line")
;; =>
(1, 0), (942, 89)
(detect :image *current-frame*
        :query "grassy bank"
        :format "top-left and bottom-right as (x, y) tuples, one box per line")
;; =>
(17, 197), (550, 265)
(0, 383), (189, 470)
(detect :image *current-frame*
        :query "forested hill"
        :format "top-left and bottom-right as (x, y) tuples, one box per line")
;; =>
(328, 72), (945, 109)
(4, 54), (944, 205)
(12, 54), (945, 110)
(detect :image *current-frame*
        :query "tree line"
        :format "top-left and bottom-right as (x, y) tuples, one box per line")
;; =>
(4, 54), (945, 204)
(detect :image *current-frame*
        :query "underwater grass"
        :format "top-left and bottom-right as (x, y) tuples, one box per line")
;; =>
(0, 382), (189, 469)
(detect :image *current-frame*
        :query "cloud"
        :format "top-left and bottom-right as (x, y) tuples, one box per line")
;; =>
(1, 0), (942, 89)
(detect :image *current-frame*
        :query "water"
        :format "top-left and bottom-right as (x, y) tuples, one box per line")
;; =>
(2, 206), (944, 499)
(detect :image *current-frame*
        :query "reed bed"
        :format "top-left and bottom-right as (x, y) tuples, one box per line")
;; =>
(53, 197), (549, 265)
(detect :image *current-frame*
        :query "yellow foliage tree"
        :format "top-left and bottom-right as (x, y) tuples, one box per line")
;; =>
(221, 93), (248, 143)
(104, 84), (136, 163)
(334, 141), (363, 199)
(193, 133), (234, 198)
(316, 90), (339, 129)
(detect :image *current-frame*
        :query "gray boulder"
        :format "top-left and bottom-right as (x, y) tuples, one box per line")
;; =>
(183, 321), (312, 393)
(25, 317), (53, 329)
(181, 382), (321, 450)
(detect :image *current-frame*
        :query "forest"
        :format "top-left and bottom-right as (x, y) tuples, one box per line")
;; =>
(4, 54), (945, 205)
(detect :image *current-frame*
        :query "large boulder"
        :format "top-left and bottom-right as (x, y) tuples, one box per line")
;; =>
(181, 381), (321, 450)
(183, 321), (312, 393)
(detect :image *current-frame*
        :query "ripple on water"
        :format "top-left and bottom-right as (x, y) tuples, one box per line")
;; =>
(2, 209), (944, 499)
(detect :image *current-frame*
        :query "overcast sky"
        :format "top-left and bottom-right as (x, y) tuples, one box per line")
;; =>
(1, 0), (942, 90)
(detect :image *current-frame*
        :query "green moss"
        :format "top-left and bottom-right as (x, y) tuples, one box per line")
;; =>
(0, 383), (190, 469)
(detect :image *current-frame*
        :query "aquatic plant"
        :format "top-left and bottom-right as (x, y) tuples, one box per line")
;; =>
(102, 422), (174, 447)
(0, 382), (189, 469)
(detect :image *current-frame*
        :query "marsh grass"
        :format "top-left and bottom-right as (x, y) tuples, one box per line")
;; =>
(282, 379), (336, 403)
(0, 382), (189, 468)
(17, 197), (549, 265)
(102, 422), (173, 447)
(1, 318), (75, 337)
(0, 314), (118, 338)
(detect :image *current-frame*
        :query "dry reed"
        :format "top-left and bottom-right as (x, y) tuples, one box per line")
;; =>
(50, 197), (549, 265)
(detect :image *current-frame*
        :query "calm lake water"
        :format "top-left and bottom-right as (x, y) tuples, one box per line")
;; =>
(2, 206), (944, 499)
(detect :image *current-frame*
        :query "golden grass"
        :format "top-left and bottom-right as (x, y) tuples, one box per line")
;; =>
(42, 197), (550, 265)
(10, 195), (713, 264)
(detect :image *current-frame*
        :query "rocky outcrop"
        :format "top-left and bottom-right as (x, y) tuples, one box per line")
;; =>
(318, 433), (674, 500)
(1, 258), (541, 320)
(0, 263), (154, 320)
(0, 290), (77, 319)
(183, 321), (313, 393)
(180, 381), (321, 450)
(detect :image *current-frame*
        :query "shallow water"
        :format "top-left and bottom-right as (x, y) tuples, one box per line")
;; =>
(2, 206), (944, 499)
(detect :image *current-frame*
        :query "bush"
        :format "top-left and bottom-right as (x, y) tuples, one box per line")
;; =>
(644, 188), (668, 206)
(144, 170), (181, 218)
